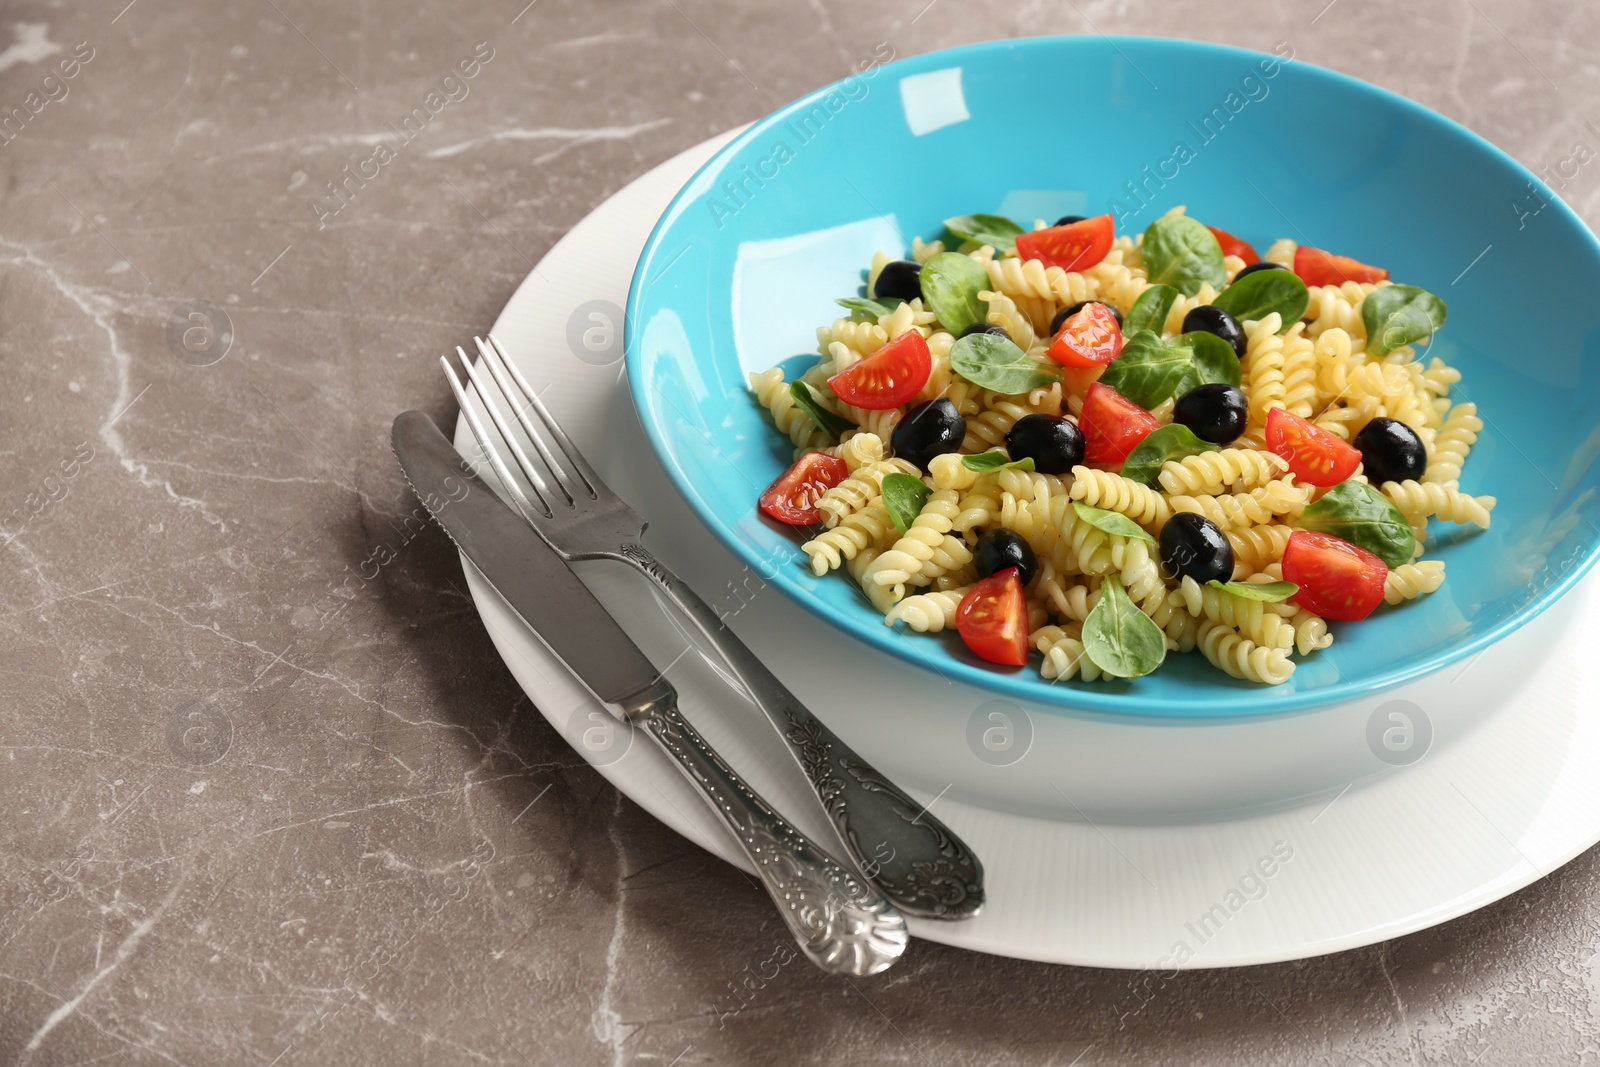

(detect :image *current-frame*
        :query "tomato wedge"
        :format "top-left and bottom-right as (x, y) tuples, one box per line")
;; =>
(1079, 382), (1161, 465)
(1282, 530), (1388, 621)
(1207, 226), (1259, 266)
(1292, 244), (1389, 286)
(956, 567), (1030, 667)
(1047, 301), (1124, 368)
(1015, 214), (1114, 273)
(758, 452), (849, 525)
(826, 330), (931, 410)
(1265, 407), (1362, 487)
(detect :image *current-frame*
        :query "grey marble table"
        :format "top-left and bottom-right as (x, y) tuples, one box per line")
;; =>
(3, 0), (1598, 1063)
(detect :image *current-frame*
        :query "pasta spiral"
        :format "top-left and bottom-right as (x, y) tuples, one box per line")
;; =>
(1380, 480), (1495, 528)
(1225, 524), (1296, 577)
(1068, 467), (1172, 528)
(863, 490), (969, 603)
(884, 586), (970, 632)
(1168, 479), (1308, 531)
(801, 501), (896, 575)
(1195, 619), (1296, 685)
(1424, 402), (1481, 485)
(1157, 448), (1288, 496)
(817, 456), (918, 527)
(749, 367), (826, 449)
(1384, 560), (1446, 604)
(1174, 576), (1295, 651)
(1033, 625), (1114, 681)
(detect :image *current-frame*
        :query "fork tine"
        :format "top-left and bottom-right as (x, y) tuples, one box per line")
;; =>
(453, 345), (572, 511)
(485, 333), (604, 500)
(471, 336), (590, 505)
(439, 353), (552, 521)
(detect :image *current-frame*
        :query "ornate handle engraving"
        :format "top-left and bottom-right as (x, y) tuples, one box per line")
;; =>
(635, 695), (907, 976)
(615, 542), (985, 921)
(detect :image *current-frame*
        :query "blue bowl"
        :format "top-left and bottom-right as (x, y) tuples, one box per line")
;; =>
(625, 35), (1600, 717)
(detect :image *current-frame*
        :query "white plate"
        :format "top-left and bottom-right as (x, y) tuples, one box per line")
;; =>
(455, 129), (1600, 968)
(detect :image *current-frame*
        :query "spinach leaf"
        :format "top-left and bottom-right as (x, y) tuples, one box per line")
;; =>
(1123, 283), (1180, 337)
(1082, 574), (1167, 678)
(1362, 284), (1447, 358)
(1071, 501), (1157, 545)
(1098, 329), (1240, 408)
(1119, 423), (1217, 486)
(919, 252), (990, 335)
(962, 451), (1035, 473)
(1207, 579), (1299, 602)
(944, 213), (1024, 253)
(836, 296), (904, 319)
(1140, 215), (1226, 297)
(949, 332), (1060, 394)
(881, 473), (932, 536)
(1210, 269), (1309, 331)
(788, 381), (855, 444)
(1298, 479), (1416, 568)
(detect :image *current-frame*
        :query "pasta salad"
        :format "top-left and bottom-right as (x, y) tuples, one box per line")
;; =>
(750, 209), (1493, 685)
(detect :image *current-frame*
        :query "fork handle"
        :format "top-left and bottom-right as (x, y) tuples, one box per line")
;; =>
(616, 542), (984, 921)
(625, 683), (907, 976)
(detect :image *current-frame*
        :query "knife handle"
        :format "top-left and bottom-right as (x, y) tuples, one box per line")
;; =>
(625, 684), (908, 976)
(615, 542), (984, 921)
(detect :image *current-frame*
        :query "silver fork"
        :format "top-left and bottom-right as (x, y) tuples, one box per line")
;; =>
(442, 334), (984, 921)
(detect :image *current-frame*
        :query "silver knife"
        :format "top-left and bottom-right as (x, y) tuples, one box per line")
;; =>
(391, 411), (908, 976)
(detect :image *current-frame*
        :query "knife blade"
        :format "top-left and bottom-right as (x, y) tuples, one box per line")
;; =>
(391, 409), (668, 710)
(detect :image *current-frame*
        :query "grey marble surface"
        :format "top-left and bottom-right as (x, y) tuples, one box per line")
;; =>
(3, 0), (1599, 1063)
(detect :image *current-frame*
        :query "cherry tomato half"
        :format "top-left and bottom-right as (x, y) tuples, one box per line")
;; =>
(826, 330), (931, 411)
(1047, 301), (1124, 368)
(758, 451), (849, 525)
(1282, 530), (1388, 621)
(1265, 407), (1362, 487)
(1292, 244), (1389, 287)
(1079, 382), (1161, 465)
(1015, 214), (1114, 273)
(1207, 226), (1259, 266)
(956, 566), (1030, 666)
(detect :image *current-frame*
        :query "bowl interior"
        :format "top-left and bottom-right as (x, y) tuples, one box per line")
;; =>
(625, 35), (1600, 718)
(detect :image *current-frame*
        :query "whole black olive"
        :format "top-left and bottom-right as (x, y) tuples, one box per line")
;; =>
(960, 322), (1010, 339)
(974, 528), (1036, 587)
(1353, 417), (1427, 485)
(1050, 299), (1123, 337)
(1159, 513), (1234, 585)
(1233, 261), (1290, 279)
(873, 260), (922, 301)
(1005, 414), (1085, 475)
(1172, 384), (1248, 445)
(890, 398), (965, 471)
(1182, 305), (1247, 358)
(1053, 214), (1087, 227)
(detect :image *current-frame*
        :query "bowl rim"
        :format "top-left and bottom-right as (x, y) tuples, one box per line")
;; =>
(624, 33), (1600, 719)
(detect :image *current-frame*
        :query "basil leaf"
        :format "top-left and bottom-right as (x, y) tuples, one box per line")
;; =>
(1082, 574), (1167, 678)
(788, 382), (856, 444)
(1362, 284), (1447, 359)
(944, 213), (1024, 253)
(1098, 330), (1187, 408)
(949, 332), (1060, 394)
(962, 451), (1035, 473)
(1140, 215), (1226, 297)
(1176, 330), (1243, 395)
(919, 252), (990, 335)
(1207, 579), (1299, 603)
(880, 473), (932, 536)
(1211, 269), (1309, 331)
(1123, 284), (1180, 337)
(836, 296), (904, 319)
(1298, 480), (1416, 568)
(1070, 501), (1157, 545)
(1120, 423), (1217, 487)
(1099, 330), (1238, 408)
